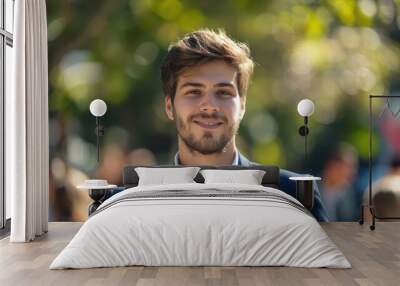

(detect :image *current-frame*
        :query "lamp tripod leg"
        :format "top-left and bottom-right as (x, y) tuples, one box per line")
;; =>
(369, 205), (376, 231)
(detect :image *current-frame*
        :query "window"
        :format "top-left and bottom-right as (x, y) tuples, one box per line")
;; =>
(1, 0), (14, 230)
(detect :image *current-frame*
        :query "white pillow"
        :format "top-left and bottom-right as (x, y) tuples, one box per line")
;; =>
(200, 169), (266, 185)
(135, 167), (201, 186)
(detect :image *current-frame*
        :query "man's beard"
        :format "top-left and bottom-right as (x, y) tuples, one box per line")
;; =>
(173, 109), (239, 155)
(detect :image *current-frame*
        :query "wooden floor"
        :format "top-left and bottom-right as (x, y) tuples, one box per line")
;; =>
(0, 222), (399, 286)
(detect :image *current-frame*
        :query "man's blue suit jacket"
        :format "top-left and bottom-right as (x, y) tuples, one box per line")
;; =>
(235, 151), (328, 222)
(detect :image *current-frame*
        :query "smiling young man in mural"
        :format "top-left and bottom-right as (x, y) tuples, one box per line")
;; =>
(161, 29), (328, 221)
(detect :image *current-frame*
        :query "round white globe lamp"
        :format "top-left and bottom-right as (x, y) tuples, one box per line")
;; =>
(297, 99), (315, 117)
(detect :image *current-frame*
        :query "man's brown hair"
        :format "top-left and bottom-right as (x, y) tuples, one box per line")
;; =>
(161, 28), (254, 102)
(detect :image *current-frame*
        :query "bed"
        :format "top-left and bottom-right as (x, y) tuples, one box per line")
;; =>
(49, 165), (350, 269)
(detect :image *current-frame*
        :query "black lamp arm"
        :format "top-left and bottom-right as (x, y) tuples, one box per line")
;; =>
(298, 116), (309, 172)
(298, 116), (309, 136)
(95, 117), (105, 163)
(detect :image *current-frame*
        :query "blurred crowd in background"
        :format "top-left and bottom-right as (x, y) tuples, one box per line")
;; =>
(47, 0), (400, 222)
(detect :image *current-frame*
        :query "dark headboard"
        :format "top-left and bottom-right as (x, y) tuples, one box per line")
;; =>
(123, 165), (280, 189)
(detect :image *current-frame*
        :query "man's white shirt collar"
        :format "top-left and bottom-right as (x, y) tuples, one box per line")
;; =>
(174, 149), (239, 165)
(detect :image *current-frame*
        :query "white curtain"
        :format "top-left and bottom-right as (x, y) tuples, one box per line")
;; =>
(7, 0), (49, 242)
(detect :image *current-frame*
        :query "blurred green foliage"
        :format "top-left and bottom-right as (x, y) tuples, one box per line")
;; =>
(47, 0), (400, 173)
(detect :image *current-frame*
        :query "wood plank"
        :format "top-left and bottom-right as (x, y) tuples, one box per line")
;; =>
(0, 222), (399, 285)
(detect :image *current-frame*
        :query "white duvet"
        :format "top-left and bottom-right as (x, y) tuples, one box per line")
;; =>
(50, 183), (351, 269)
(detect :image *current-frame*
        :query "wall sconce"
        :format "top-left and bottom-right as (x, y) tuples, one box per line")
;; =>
(297, 99), (315, 167)
(89, 99), (107, 163)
